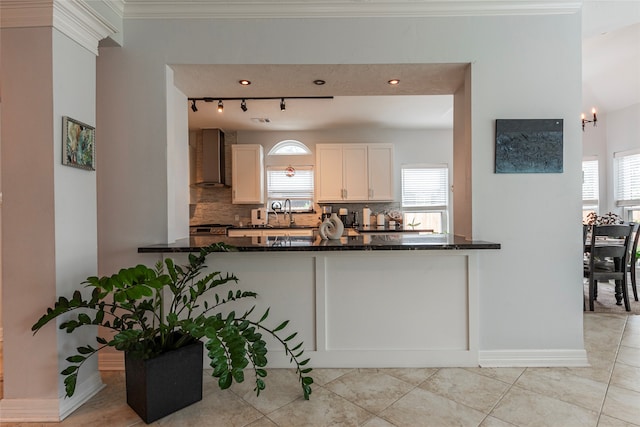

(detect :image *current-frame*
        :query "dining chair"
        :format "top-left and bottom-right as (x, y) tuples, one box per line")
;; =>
(584, 223), (633, 311)
(628, 222), (639, 301)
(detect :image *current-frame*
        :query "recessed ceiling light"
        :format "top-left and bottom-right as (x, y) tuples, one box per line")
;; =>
(313, 79), (326, 85)
(239, 80), (251, 86)
(388, 79), (400, 85)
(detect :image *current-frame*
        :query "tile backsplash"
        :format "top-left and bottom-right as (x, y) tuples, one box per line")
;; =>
(190, 187), (401, 228)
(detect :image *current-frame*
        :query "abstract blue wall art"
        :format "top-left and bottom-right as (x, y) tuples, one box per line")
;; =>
(495, 119), (563, 173)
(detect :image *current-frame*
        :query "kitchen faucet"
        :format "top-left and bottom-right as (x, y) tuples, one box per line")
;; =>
(284, 198), (294, 226)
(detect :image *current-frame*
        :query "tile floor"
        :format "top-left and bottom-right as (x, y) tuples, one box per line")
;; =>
(2, 313), (639, 426)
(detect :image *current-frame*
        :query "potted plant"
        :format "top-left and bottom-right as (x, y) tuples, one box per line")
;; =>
(32, 243), (313, 423)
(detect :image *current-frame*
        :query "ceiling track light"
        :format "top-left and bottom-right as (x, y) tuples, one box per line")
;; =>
(581, 108), (597, 131)
(187, 96), (333, 113)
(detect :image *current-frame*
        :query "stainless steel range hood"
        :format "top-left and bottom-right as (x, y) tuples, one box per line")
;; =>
(195, 129), (226, 187)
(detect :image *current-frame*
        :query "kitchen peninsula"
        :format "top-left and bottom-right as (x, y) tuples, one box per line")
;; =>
(139, 234), (500, 368)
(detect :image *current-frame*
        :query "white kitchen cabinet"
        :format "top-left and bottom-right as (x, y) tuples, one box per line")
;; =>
(316, 143), (393, 202)
(232, 144), (264, 204)
(316, 144), (345, 201)
(342, 145), (369, 200)
(367, 144), (394, 201)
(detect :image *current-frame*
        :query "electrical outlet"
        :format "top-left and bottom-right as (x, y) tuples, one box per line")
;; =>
(234, 214), (240, 222)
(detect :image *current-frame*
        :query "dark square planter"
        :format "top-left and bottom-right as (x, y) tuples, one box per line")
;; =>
(125, 338), (204, 424)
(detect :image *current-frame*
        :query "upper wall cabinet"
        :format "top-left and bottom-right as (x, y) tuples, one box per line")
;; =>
(367, 144), (394, 201)
(316, 143), (394, 202)
(232, 144), (264, 204)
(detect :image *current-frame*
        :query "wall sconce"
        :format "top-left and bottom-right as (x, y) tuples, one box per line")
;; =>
(581, 108), (597, 131)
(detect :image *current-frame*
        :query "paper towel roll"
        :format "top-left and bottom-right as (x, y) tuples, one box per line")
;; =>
(362, 207), (371, 226)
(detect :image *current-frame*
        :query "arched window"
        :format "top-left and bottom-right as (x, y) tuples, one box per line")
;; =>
(268, 140), (311, 156)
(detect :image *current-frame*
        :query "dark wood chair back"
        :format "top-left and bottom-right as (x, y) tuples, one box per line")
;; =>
(585, 223), (633, 311)
(628, 222), (639, 301)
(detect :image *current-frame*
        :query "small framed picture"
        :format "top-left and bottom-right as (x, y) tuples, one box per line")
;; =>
(62, 116), (95, 170)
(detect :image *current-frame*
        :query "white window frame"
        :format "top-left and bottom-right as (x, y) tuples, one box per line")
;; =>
(614, 148), (640, 207)
(268, 140), (312, 156)
(266, 165), (314, 213)
(401, 163), (449, 233)
(582, 157), (599, 216)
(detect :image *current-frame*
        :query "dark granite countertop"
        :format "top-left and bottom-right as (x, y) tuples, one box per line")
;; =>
(139, 233), (500, 253)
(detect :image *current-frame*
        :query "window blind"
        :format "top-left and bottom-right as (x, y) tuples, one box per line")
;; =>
(401, 165), (448, 208)
(267, 166), (314, 200)
(582, 159), (599, 204)
(615, 151), (640, 207)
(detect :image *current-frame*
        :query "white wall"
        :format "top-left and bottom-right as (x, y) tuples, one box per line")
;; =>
(0, 25), (101, 420)
(1, 26), (59, 402)
(603, 103), (640, 215)
(581, 113), (609, 215)
(581, 103), (640, 216)
(96, 13), (583, 358)
(166, 67), (190, 243)
(52, 29), (101, 414)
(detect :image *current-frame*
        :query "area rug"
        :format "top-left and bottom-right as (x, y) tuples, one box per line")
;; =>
(583, 280), (640, 315)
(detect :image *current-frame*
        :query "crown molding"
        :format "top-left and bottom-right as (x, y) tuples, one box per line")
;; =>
(53, 1), (118, 54)
(122, 1), (582, 19)
(0, 0), (118, 55)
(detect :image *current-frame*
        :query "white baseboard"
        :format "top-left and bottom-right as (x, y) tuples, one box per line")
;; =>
(0, 372), (104, 423)
(479, 349), (589, 367)
(59, 371), (105, 420)
(0, 399), (60, 422)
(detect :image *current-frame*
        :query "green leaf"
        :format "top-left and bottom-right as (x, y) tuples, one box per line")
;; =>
(78, 313), (91, 324)
(218, 372), (232, 389)
(61, 365), (78, 375)
(258, 308), (270, 323)
(77, 346), (95, 355)
(273, 320), (289, 332)
(64, 374), (78, 397)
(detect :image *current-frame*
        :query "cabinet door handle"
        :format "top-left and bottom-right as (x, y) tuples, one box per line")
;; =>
(369, 189), (373, 198)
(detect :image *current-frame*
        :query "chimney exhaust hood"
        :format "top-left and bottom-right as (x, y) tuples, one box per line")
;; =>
(196, 129), (226, 187)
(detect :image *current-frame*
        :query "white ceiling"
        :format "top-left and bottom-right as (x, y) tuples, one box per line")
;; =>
(127, 0), (639, 131)
(582, 1), (640, 115)
(173, 63), (466, 131)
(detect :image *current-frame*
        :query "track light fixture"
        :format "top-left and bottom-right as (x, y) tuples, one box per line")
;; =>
(581, 108), (597, 131)
(188, 96), (333, 114)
